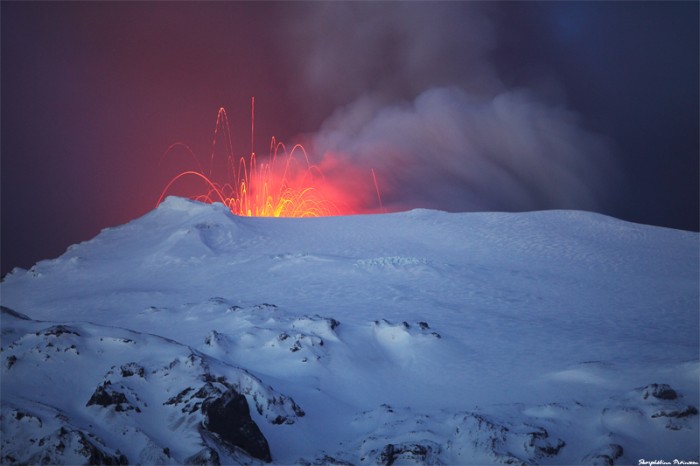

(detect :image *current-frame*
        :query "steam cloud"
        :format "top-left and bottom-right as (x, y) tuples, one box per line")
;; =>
(314, 88), (612, 213)
(283, 3), (615, 213)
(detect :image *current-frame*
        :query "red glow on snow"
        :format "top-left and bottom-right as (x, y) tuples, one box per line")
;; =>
(157, 102), (380, 217)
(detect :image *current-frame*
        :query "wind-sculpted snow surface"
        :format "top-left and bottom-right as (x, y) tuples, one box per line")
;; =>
(1, 197), (698, 464)
(0, 307), (303, 464)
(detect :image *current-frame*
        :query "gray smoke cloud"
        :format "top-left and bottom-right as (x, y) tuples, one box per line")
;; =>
(282, 3), (615, 213)
(313, 88), (611, 212)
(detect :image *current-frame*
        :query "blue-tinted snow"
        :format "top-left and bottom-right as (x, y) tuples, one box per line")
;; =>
(1, 196), (698, 464)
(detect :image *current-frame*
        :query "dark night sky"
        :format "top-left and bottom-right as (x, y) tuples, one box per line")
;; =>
(1, 2), (698, 276)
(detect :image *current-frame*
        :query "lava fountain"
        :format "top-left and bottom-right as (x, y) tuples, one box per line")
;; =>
(157, 100), (381, 217)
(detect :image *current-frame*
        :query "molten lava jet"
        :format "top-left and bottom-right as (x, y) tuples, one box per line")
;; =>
(157, 102), (380, 217)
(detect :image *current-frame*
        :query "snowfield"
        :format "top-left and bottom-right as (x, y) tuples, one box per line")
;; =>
(1, 196), (698, 465)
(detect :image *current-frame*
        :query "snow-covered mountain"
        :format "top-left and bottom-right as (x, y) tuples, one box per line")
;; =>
(1, 197), (698, 465)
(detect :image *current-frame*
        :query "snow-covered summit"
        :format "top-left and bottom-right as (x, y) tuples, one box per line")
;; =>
(2, 198), (698, 464)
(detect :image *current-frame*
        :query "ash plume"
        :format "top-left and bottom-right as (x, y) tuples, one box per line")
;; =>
(282, 3), (615, 213)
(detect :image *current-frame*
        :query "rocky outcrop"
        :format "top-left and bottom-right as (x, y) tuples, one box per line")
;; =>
(185, 447), (221, 466)
(1, 409), (128, 466)
(86, 381), (141, 413)
(378, 442), (439, 465)
(1, 309), (304, 465)
(641, 383), (678, 401)
(203, 389), (272, 462)
(584, 443), (624, 466)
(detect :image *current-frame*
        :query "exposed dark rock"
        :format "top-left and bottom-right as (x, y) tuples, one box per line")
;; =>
(417, 321), (441, 338)
(270, 415), (287, 425)
(526, 428), (565, 456)
(86, 382), (140, 413)
(5, 355), (17, 369)
(82, 437), (129, 466)
(251, 392), (305, 423)
(194, 383), (223, 401)
(300, 455), (354, 466)
(642, 383), (678, 400)
(204, 331), (220, 347)
(164, 387), (194, 409)
(6, 426), (128, 465)
(378, 443), (432, 466)
(39, 325), (81, 338)
(185, 447), (221, 466)
(326, 318), (340, 330)
(186, 352), (207, 368)
(119, 362), (146, 378)
(10, 409), (42, 427)
(64, 344), (78, 353)
(202, 373), (227, 385)
(373, 318), (441, 338)
(651, 405), (698, 419)
(586, 443), (624, 466)
(2, 313), (306, 465)
(203, 389), (272, 462)
(165, 380), (250, 419)
(87, 383), (127, 407)
(291, 315), (340, 334)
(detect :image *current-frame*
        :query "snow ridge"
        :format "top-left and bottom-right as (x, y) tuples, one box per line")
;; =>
(1, 198), (698, 464)
(1, 307), (303, 464)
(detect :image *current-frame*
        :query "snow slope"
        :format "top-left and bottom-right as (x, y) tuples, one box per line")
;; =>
(1, 196), (698, 465)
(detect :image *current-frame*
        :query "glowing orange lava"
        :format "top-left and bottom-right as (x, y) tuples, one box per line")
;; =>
(157, 101), (372, 217)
